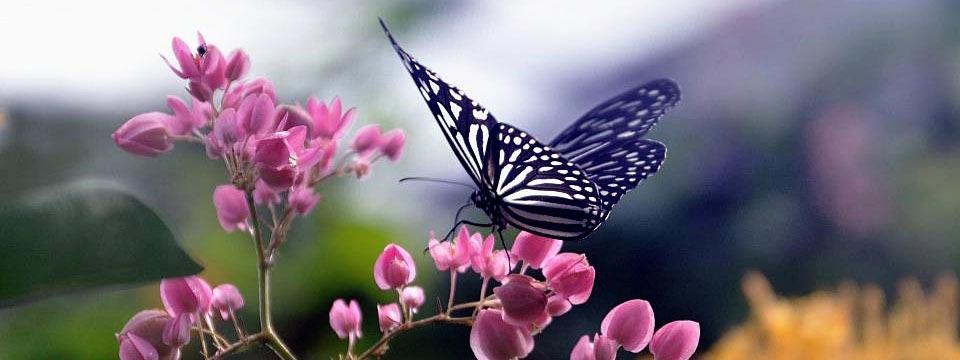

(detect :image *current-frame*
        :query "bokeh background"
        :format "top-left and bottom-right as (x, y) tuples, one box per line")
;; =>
(2, 0), (960, 358)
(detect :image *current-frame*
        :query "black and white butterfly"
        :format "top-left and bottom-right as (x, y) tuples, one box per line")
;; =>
(382, 20), (679, 241)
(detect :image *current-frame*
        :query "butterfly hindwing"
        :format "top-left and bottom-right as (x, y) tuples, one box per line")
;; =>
(381, 20), (496, 188)
(579, 139), (665, 207)
(550, 79), (677, 210)
(492, 122), (604, 240)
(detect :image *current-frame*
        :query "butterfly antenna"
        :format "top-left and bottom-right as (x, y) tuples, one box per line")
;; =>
(399, 177), (476, 190)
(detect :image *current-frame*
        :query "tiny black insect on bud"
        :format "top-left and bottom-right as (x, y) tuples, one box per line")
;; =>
(197, 45), (207, 56)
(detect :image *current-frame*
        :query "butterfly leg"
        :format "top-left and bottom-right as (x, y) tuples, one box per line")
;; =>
(495, 227), (513, 265)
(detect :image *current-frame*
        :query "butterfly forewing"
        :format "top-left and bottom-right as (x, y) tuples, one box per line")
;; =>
(381, 21), (496, 188)
(551, 79), (679, 154)
(492, 122), (604, 241)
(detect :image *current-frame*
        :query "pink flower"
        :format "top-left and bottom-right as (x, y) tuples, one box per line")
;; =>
(161, 313), (191, 348)
(252, 179), (281, 205)
(380, 129), (405, 161)
(119, 333), (159, 360)
(542, 253), (595, 305)
(223, 78), (277, 109)
(377, 303), (402, 333)
(373, 244), (417, 290)
(213, 185), (250, 232)
(224, 49), (250, 82)
(494, 275), (547, 327)
(649, 321), (700, 360)
(329, 299), (362, 340)
(274, 104), (313, 134)
(427, 227), (473, 272)
(401, 286), (425, 313)
(252, 126), (323, 190)
(237, 93), (277, 136)
(117, 310), (179, 360)
(570, 335), (594, 360)
(113, 112), (174, 157)
(288, 186), (320, 215)
(470, 309), (534, 360)
(511, 232), (562, 269)
(308, 96), (355, 140)
(569, 334), (618, 360)
(165, 96), (210, 136)
(197, 44), (226, 93)
(161, 36), (200, 80)
(470, 233), (512, 281)
(547, 294), (573, 317)
(601, 299), (655, 353)
(351, 124), (382, 157)
(211, 284), (245, 320)
(160, 276), (213, 318)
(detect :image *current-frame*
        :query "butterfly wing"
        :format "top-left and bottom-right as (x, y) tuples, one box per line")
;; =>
(381, 20), (496, 188)
(550, 79), (678, 207)
(492, 122), (604, 241)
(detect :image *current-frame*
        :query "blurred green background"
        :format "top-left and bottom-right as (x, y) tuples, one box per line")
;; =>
(2, 0), (960, 359)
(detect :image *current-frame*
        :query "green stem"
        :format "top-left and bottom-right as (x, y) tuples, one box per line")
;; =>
(244, 191), (297, 360)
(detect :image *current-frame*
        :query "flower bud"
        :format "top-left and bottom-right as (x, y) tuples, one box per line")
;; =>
(329, 299), (362, 340)
(211, 284), (245, 320)
(377, 303), (402, 333)
(160, 276), (213, 317)
(224, 49), (250, 82)
(600, 299), (655, 353)
(252, 179), (280, 205)
(649, 321), (700, 360)
(401, 286), (425, 313)
(470, 309), (534, 360)
(119, 333), (159, 360)
(592, 334), (619, 360)
(288, 186), (320, 215)
(494, 275), (547, 327)
(213, 185), (250, 232)
(380, 129), (405, 161)
(569, 335), (595, 360)
(161, 313), (191, 348)
(511, 231), (562, 269)
(113, 112), (174, 157)
(373, 244), (417, 290)
(117, 310), (179, 360)
(352, 157), (371, 179)
(543, 253), (595, 305)
(351, 124), (382, 157)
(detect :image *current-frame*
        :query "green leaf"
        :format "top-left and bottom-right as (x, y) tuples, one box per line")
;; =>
(0, 180), (203, 307)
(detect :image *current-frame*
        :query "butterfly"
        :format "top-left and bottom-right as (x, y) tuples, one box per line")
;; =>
(381, 20), (679, 241)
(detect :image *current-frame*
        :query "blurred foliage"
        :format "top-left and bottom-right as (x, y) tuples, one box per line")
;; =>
(0, 180), (201, 307)
(708, 272), (960, 360)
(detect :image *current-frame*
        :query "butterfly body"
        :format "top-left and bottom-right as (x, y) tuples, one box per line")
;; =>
(382, 20), (678, 241)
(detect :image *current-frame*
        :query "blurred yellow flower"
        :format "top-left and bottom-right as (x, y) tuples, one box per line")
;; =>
(707, 272), (960, 360)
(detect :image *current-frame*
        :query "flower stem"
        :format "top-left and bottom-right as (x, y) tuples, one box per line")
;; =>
(446, 270), (458, 315)
(244, 191), (297, 360)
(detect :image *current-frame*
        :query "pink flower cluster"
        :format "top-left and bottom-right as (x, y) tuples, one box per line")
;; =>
(112, 33), (405, 227)
(569, 300), (700, 360)
(116, 276), (244, 360)
(328, 229), (701, 360)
